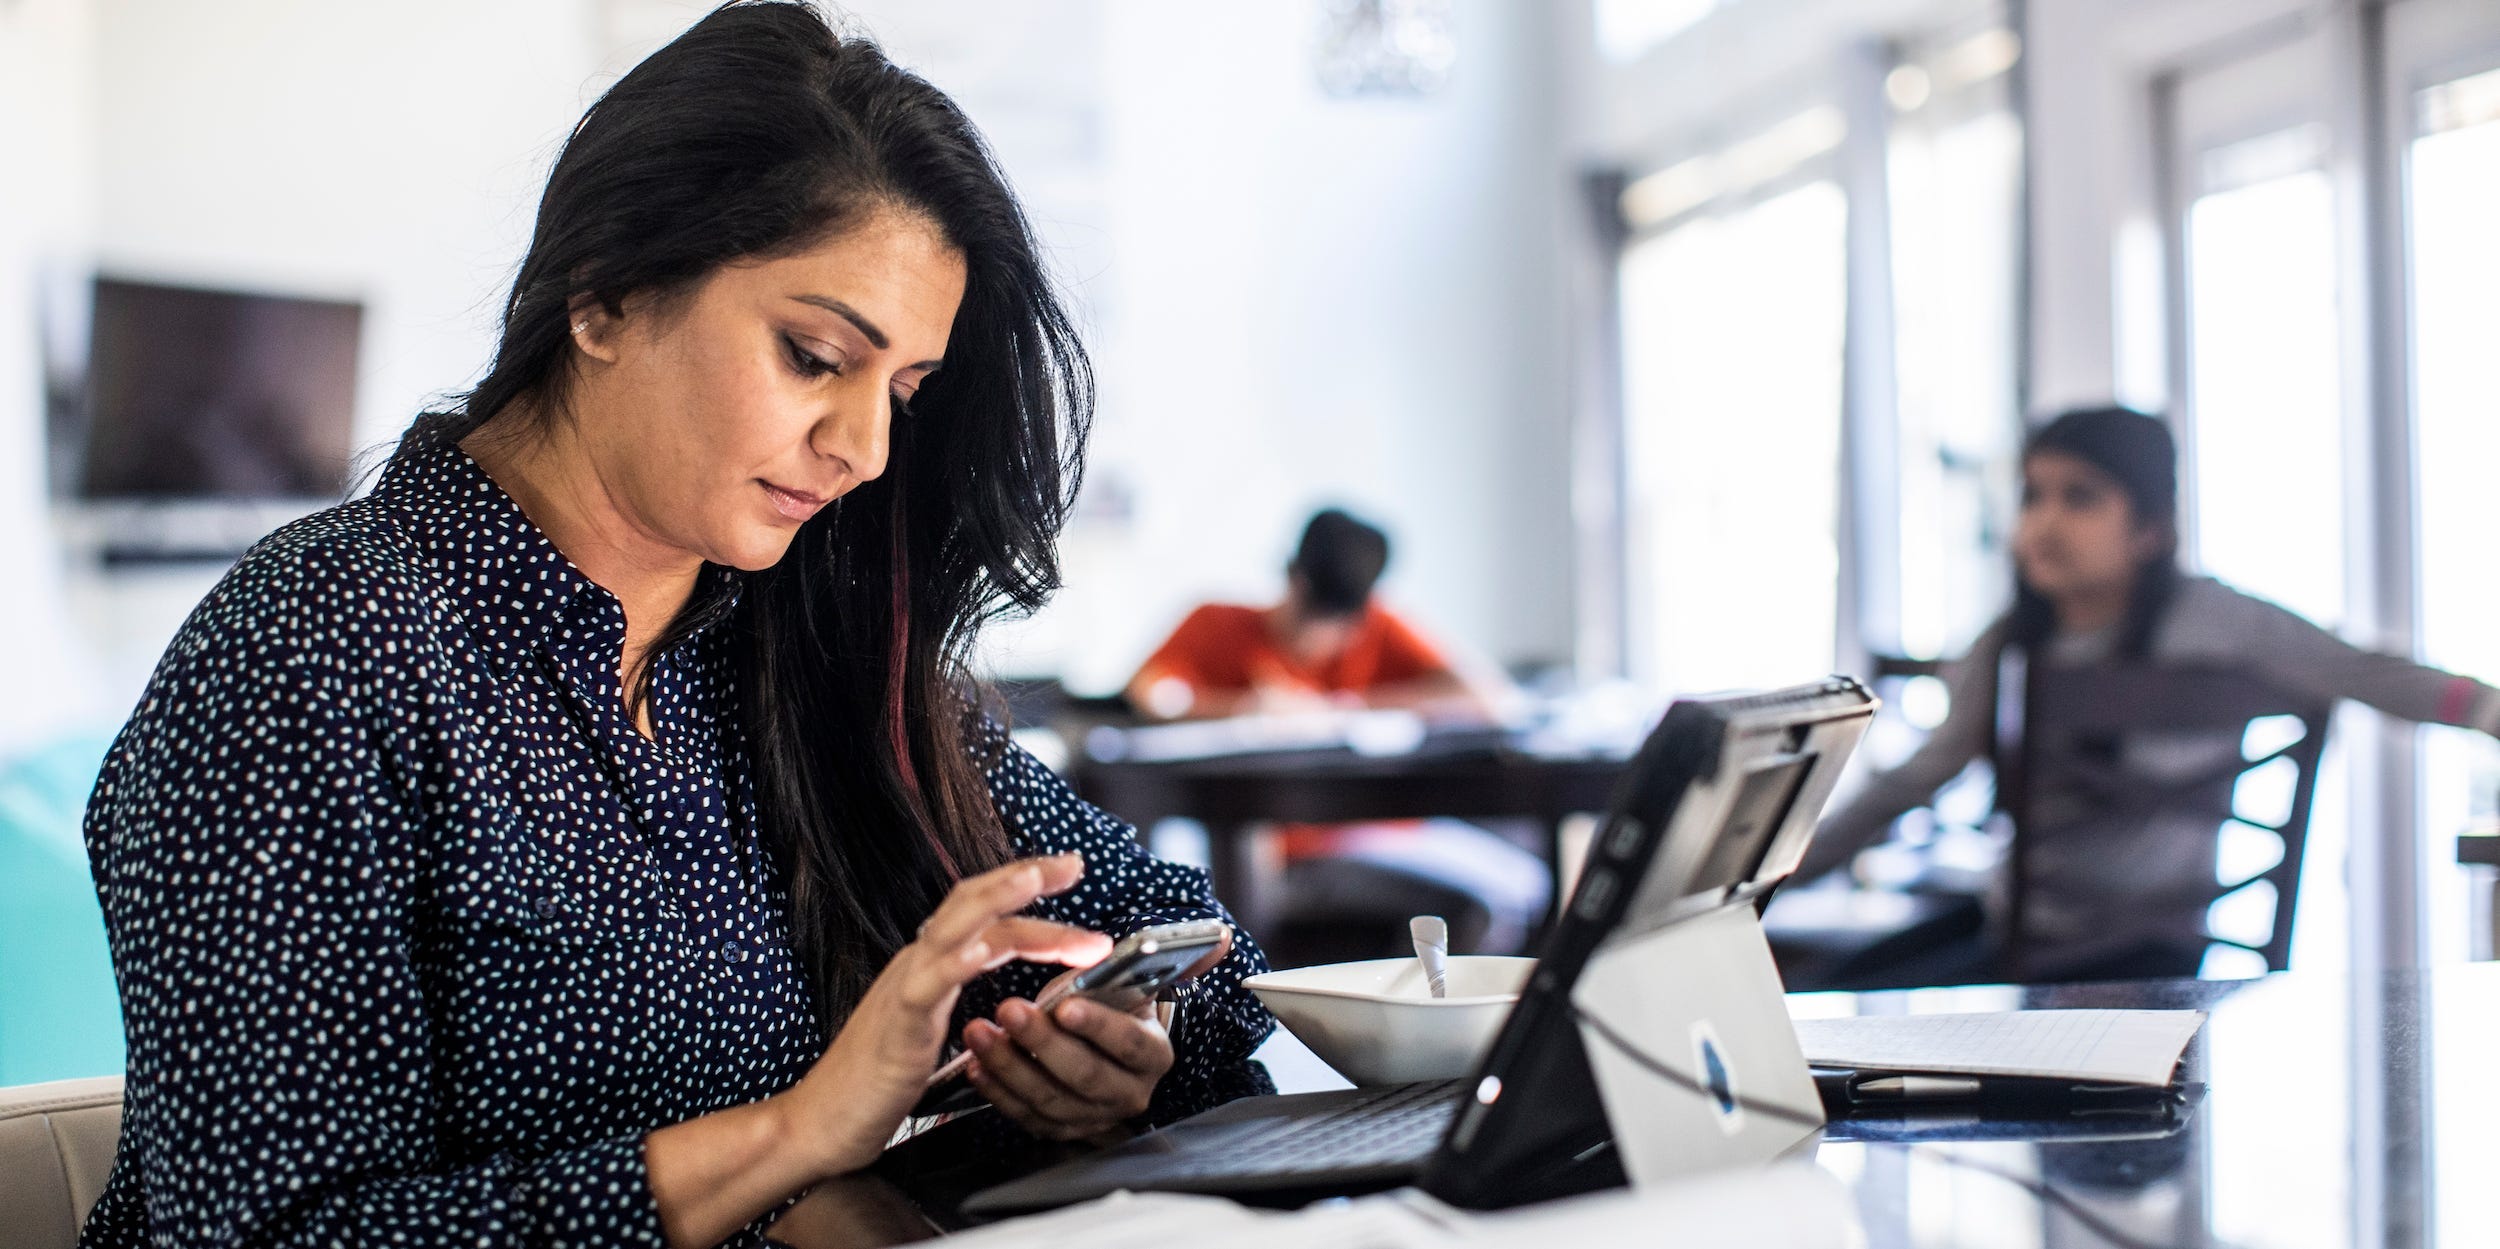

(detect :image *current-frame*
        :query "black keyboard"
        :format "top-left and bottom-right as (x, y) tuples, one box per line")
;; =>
(1152, 1079), (1463, 1180)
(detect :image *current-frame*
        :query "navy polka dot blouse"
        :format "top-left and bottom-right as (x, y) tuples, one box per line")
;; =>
(76, 439), (1276, 1248)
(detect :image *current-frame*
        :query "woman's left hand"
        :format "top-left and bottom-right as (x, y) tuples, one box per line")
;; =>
(962, 928), (1233, 1140)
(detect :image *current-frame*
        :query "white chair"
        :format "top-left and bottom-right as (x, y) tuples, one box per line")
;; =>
(0, 1076), (122, 1249)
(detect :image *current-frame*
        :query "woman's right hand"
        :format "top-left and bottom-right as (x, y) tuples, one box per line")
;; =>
(779, 852), (1109, 1178)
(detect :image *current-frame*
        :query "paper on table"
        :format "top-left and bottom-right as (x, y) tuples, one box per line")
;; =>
(919, 1162), (1859, 1249)
(1453, 1161), (1860, 1248)
(1791, 1009), (2206, 1086)
(919, 1192), (1388, 1249)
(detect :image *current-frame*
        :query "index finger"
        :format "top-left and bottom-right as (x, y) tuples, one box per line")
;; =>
(917, 853), (1085, 951)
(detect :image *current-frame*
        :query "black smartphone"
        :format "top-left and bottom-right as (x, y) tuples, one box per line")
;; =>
(909, 919), (1230, 1118)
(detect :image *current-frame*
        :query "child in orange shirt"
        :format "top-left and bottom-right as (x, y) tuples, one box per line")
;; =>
(1125, 510), (1548, 954)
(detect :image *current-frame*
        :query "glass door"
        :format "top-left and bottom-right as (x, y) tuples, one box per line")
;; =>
(2166, 28), (2355, 982)
(1618, 170), (1847, 696)
(2389, 0), (2500, 974)
(1886, 36), (2023, 667)
(2171, 37), (2351, 633)
(2385, 2), (2500, 1232)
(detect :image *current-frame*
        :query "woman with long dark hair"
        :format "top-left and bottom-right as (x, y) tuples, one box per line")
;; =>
(1796, 406), (2500, 983)
(77, 6), (1271, 1246)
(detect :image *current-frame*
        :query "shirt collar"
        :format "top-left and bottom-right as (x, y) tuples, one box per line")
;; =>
(376, 437), (744, 677)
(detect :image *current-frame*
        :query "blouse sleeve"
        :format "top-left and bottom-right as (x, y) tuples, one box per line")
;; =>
(82, 540), (668, 1248)
(953, 717), (1278, 1124)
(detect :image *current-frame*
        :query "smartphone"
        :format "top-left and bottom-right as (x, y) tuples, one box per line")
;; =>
(910, 919), (1230, 1117)
(1035, 918), (1229, 1013)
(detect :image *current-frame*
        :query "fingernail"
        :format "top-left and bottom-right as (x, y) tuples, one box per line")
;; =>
(1057, 999), (1090, 1027)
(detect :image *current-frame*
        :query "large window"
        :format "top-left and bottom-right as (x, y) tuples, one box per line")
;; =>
(2181, 128), (2350, 630)
(1886, 36), (2024, 664)
(1619, 175), (1847, 695)
(2392, 3), (2500, 1230)
(2145, 0), (2500, 993)
(1596, 0), (2500, 1011)
(2405, 50), (2500, 968)
(2166, 33), (2355, 981)
(1613, 31), (2024, 724)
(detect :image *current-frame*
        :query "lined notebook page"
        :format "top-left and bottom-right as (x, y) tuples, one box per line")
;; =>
(1790, 1010), (2206, 1085)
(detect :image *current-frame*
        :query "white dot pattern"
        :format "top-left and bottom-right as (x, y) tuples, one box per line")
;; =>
(75, 440), (1276, 1248)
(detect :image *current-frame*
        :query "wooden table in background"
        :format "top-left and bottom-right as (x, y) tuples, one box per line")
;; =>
(1068, 745), (1631, 939)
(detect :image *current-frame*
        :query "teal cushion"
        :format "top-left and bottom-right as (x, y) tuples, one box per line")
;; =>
(0, 731), (123, 1084)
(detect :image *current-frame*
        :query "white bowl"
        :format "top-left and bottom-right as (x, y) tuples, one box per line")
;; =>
(1246, 956), (1534, 1086)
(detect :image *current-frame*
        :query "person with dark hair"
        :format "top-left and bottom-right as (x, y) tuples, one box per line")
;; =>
(1124, 510), (1547, 959)
(1292, 508), (1392, 615)
(1125, 508), (1487, 721)
(77, 6), (1272, 1247)
(1796, 406), (2500, 983)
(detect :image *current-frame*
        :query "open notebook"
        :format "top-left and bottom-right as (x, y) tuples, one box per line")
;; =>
(1789, 1009), (2206, 1086)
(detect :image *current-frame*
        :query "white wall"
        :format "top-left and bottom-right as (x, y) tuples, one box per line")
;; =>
(1057, 0), (1576, 690)
(0, 0), (103, 754)
(90, 0), (600, 454)
(8, 0), (609, 734)
(0, 0), (612, 744)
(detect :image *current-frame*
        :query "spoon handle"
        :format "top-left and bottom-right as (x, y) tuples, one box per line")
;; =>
(1409, 914), (1450, 998)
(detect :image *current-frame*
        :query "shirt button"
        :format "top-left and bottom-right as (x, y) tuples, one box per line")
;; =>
(532, 898), (560, 919)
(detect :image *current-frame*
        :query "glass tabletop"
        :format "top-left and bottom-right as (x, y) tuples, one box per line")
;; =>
(784, 964), (2499, 1248)
(1790, 965), (2492, 1249)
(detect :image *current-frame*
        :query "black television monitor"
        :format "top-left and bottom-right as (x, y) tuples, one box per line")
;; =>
(77, 276), (362, 501)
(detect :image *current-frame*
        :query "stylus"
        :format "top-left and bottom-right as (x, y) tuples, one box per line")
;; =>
(1828, 1072), (2172, 1105)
